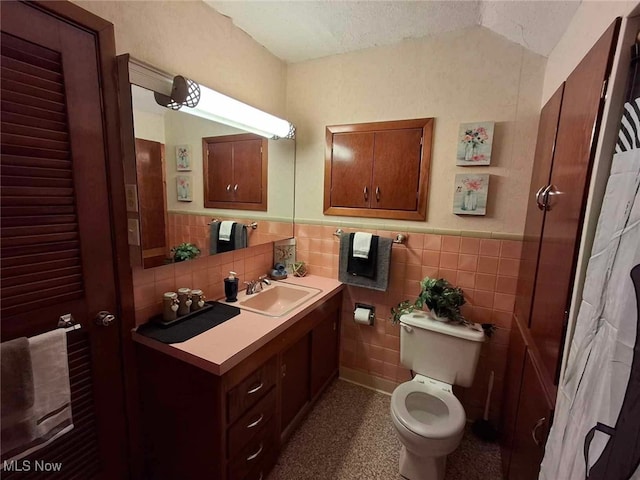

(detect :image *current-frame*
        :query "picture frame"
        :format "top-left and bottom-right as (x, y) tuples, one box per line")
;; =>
(176, 144), (191, 171)
(456, 121), (495, 166)
(453, 173), (489, 215)
(176, 175), (193, 202)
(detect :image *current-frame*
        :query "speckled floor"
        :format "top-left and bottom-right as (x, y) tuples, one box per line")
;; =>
(268, 379), (503, 480)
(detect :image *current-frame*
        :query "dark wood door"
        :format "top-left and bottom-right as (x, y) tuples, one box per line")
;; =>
(371, 128), (422, 211)
(514, 85), (564, 327)
(330, 132), (374, 208)
(280, 334), (310, 433)
(310, 313), (339, 398)
(509, 353), (553, 480)
(0, 2), (128, 478)
(232, 139), (263, 203)
(529, 20), (619, 380)
(135, 138), (167, 268)
(206, 141), (234, 203)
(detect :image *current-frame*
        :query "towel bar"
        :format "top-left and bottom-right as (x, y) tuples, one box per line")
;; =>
(332, 228), (407, 245)
(208, 219), (258, 230)
(58, 314), (81, 332)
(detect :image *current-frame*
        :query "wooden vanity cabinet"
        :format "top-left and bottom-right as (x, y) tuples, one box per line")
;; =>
(136, 291), (341, 480)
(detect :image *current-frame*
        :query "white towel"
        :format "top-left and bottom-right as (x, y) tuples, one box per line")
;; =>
(2, 330), (73, 463)
(352, 232), (373, 259)
(218, 221), (234, 241)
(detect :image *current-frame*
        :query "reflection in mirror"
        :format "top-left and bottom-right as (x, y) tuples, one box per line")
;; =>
(125, 82), (295, 269)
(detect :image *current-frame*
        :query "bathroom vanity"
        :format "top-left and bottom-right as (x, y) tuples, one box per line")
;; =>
(132, 276), (343, 480)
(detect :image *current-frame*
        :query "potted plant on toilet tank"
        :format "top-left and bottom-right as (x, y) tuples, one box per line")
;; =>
(391, 277), (466, 324)
(391, 276), (495, 336)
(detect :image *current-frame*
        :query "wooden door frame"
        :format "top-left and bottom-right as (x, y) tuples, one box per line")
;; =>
(27, 1), (139, 477)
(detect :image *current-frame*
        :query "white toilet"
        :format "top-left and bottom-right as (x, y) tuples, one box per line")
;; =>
(390, 311), (484, 480)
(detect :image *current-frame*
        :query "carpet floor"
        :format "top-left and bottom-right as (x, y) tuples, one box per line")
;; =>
(268, 379), (503, 480)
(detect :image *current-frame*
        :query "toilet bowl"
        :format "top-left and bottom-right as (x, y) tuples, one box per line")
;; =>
(391, 375), (466, 480)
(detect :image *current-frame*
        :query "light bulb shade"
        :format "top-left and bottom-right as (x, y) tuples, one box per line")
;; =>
(184, 83), (295, 139)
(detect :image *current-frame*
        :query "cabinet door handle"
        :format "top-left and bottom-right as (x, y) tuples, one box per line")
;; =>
(247, 413), (264, 429)
(246, 442), (263, 461)
(531, 417), (546, 446)
(540, 185), (553, 211)
(363, 186), (368, 201)
(375, 186), (380, 201)
(247, 381), (263, 395)
(226, 184), (231, 192)
(535, 185), (546, 210)
(234, 183), (238, 192)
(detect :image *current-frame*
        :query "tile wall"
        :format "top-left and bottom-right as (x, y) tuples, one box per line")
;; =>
(132, 242), (274, 326)
(295, 223), (521, 424)
(167, 213), (293, 256)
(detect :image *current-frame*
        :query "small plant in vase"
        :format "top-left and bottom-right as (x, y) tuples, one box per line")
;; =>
(171, 242), (201, 262)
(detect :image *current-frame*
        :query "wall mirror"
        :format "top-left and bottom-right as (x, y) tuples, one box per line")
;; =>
(117, 55), (295, 269)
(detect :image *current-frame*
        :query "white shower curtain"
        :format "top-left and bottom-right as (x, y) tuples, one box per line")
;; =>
(540, 99), (640, 480)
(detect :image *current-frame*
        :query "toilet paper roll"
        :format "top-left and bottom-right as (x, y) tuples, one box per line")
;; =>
(354, 307), (373, 325)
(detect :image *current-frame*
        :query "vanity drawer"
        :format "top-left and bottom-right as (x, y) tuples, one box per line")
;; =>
(227, 417), (276, 480)
(227, 356), (277, 423)
(228, 387), (276, 458)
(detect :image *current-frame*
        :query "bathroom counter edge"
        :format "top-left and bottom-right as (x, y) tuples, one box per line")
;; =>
(131, 275), (344, 375)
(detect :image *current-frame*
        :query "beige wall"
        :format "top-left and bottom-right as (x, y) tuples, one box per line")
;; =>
(74, 0), (287, 117)
(542, 1), (637, 104)
(132, 110), (165, 144)
(287, 27), (546, 236)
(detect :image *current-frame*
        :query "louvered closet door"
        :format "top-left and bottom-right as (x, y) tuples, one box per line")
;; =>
(1, 2), (127, 479)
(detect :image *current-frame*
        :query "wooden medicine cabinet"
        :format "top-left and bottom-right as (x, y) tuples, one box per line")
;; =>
(323, 118), (433, 220)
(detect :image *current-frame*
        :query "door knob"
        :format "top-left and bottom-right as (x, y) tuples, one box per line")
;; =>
(95, 311), (116, 327)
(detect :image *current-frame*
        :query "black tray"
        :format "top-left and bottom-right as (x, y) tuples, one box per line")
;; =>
(152, 301), (216, 327)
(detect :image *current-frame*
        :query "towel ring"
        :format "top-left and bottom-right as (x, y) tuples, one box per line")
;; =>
(332, 228), (406, 245)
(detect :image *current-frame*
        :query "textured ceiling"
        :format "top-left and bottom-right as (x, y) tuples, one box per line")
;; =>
(205, 0), (581, 63)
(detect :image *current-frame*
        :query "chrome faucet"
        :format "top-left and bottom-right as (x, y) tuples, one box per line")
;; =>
(244, 275), (271, 294)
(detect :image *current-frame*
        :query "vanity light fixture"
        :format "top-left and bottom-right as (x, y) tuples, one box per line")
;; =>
(155, 75), (295, 139)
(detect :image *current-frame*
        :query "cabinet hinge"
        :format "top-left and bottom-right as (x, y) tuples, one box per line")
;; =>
(601, 78), (608, 101)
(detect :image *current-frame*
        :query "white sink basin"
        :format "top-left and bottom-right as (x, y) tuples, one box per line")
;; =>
(234, 283), (321, 317)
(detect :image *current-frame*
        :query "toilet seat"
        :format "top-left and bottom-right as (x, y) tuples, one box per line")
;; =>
(391, 380), (466, 440)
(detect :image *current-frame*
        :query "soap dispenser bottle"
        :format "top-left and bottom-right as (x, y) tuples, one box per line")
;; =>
(224, 271), (239, 302)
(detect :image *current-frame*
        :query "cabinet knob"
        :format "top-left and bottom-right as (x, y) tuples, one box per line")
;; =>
(234, 184), (238, 192)
(226, 184), (231, 192)
(531, 417), (546, 446)
(281, 364), (286, 377)
(363, 186), (368, 201)
(375, 186), (380, 201)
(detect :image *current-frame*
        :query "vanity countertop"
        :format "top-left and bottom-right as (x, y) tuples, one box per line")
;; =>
(132, 275), (344, 375)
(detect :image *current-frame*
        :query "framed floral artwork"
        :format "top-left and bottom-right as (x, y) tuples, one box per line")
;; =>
(176, 145), (191, 171)
(453, 174), (489, 215)
(456, 121), (494, 166)
(176, 175), (192, 202)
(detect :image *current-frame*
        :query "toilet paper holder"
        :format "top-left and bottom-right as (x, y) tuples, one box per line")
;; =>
(354, 303), (375, 325)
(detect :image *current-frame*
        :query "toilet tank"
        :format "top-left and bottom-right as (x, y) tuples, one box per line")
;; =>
(399, 312), (484, 387)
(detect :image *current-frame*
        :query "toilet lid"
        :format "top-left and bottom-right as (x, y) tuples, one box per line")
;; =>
(391, 380), (466, 439)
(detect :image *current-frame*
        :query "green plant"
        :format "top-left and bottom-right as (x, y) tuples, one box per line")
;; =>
(391, 277), (467, 324)
(171, 242), (201, 262)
